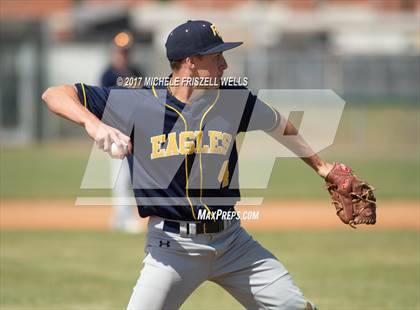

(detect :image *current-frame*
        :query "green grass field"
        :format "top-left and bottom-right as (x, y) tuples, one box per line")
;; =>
(0, 144), (418, 200)
(1, 230), (418, 310)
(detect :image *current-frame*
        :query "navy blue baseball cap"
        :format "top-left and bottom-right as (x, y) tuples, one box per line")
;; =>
(165, 20), (243, 61)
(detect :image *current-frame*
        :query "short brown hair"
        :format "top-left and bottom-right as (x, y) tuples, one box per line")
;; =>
(169, 55), (203, 71)
(170, 59), (183, 71)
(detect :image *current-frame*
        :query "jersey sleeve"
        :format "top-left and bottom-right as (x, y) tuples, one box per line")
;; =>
(75, 83), (111, 119)
(237, 92), (280, 133)
(74, 83), (137, 137)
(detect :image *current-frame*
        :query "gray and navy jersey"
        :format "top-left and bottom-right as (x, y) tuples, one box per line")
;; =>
(75, 82), (280, 221)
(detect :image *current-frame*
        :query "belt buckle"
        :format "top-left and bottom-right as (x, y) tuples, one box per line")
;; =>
(179, 222), (188, 236)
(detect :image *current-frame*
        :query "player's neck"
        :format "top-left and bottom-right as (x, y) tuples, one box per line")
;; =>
(169, 75), (204, 105)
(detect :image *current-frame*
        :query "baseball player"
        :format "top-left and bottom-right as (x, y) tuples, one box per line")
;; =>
(42, 20), (376, 309)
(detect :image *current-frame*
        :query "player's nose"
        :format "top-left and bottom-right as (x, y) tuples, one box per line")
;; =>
(220, 55), (228, 70)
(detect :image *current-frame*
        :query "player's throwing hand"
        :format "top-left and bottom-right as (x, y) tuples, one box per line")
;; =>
(84, 120), (132, 159)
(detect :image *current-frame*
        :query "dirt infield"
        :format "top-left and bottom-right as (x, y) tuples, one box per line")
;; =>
(0, 199), (418, 230)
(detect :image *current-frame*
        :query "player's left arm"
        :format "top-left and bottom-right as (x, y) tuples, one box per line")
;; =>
(240, 94), (333, 178)
(267, 108), (376, 226)
(267, 116), (334, 178)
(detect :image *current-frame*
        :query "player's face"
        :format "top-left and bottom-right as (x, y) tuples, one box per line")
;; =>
(192, 52), (228, 85)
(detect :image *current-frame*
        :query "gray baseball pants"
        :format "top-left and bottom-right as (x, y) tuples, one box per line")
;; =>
(127, 217), (315, 309)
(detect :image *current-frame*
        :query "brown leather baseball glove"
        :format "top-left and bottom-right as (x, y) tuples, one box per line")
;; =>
(325, 163), (376, 228)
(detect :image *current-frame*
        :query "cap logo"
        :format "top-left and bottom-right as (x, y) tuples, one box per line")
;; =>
(210, 24), (222, 38)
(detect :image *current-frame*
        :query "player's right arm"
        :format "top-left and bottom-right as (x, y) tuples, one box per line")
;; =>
(42, 85), (132, 154)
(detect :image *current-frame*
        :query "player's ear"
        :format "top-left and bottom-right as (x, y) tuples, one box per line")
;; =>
(185, 56), (195, 69)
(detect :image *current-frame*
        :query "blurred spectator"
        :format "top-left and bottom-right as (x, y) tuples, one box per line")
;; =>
(101, 32), (145, 233)
(101, 32), (145, 87)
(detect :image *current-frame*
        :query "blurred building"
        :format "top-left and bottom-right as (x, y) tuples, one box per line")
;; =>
(0, 0), (419, 144)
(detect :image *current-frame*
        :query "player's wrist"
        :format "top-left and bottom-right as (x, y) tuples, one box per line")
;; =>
(317, 162), (334, 179)
(83, 116), (101, 140)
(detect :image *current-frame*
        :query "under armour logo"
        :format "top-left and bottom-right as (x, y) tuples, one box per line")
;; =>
(159, 240), (170, 248)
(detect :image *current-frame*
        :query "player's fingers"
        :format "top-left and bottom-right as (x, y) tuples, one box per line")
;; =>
(110, 131), (123, 147)
(126, 140), (133, 154)
(119, 136), (131, 148)
(116, 131), (131, 145)
(103, 134), (111, 152)
(95, 137), (105, 150)
(112, 130), (131, 154)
